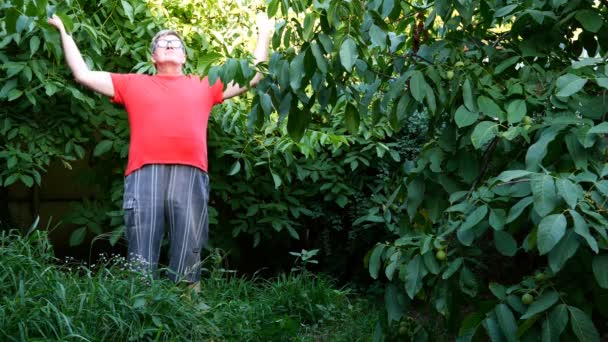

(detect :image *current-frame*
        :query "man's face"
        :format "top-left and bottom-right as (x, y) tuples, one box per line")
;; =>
(151, 34), (186, 66)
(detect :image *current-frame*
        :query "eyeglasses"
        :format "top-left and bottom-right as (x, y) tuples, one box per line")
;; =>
(154, 39), (184, 50)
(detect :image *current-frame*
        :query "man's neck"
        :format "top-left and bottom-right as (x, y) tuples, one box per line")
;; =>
(155, 65), (184, 76)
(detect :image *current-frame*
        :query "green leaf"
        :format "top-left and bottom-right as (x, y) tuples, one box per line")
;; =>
(4, 174), (19, 187)
(596, 180), (608, 198)
(0, 80), (17, 98)
(46, 5), (56, 18)
(459, 266), (478, 297)
(259, 93), (273, 115)
(471, 121), (499, 149)
(483, 319), (505, 342)
(525, 127), (560, 171)
(477, 96), (504, 120)
(5, 8), (19, 34)
(570, 210), (599, 253)
(368, 244), (385, 279)
(16, 15), (30, 34)
(110, 226), (125, 246)
(555, 74), (587, 97)
(289, 53), (305, 90)
(385, 284), (405, 322)
(7, 89), (23, 101)
(489, 283), (507, 300)
(495, 4), (518, 17)
(56, 13), (73, 33)
(489, 209), (506, 230)
(271, 171), (282, 189)
(458, 312), (484, 341)
(531, 173), (558, 217)
(410, 71), (428, 103)
(592, 255), (608, 289)
(494, 230), (518, 257)
(20, 175), (34, 188)
(425, 83), (437, 114)
(575, 10), (603, 33)
(548, 230), (580, 273)
(544, 305), (568, 342)
(495, 170), (533, 183)
(406, 177), (425, 220)
(568, 306), (600, 342)
(344, 102), (360, 134)
(507, 196), (533, 223)
(69, 227), (87, 246)
(495, 56), (520, 75)
(572, 57), (603, 69)
(454, 105), (479, 128)
(435, 0), (452, 19)
(267, 0), (279, 17)
(463, 78), (477, 111)
(521, 291), (559, 319)
(596, 77), (608, 90)
(310, 42), (327, 74)
(442, 257), (463, 280)
(287, 109), (309, 142)
(565, 134), (588, 170)
(302, 12), (316, 40)
(93, 140), (113, 157)
(339, 37), (357, 72)
(381, 0), (395, 18)
(369, 24), (387, 49)
(422, 251), (440, 275)
(537, 214), (566, 255)
(587, 122), (608, 134)
(133, 297), (146, 309)
(405, 255), (427, 299)
(228, 160), (241, 176)
(460, 205), (488, 231)
(29, 36), (40, 56)
(121, 0), (134, 23)
(556, 178), (581, 209)
(507, 100), (527, 124)
(495, 304), (518, 342)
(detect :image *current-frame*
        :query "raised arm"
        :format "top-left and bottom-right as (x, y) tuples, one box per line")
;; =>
(47, 15), (115, 97)
(222, 14), (273, 100)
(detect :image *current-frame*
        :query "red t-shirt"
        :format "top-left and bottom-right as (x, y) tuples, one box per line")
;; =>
(110, 74), (223, 175)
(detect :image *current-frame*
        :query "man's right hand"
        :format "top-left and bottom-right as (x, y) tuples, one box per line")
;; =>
(47, 14), (66, 34)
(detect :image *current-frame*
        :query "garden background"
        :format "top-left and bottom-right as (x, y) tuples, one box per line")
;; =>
(2, 0), (608, 340)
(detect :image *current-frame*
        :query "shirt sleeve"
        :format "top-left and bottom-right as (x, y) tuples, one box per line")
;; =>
(209, 78), (224, 105)
(109, 73), (131, 105)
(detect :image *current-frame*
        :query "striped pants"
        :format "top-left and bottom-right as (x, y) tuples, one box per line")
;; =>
(123, 164), (209, 283)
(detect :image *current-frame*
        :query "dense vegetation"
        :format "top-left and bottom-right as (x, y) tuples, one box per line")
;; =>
(0, 230), (378, 340)
(3, 0), (608, 340)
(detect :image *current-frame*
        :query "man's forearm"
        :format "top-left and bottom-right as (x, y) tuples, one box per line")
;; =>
(249, 29), (271, 86)
(58, 30), (91, 82)
(253, 29), (271, 65)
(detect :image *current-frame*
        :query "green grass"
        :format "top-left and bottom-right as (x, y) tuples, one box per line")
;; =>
(0, 230), (380, 341)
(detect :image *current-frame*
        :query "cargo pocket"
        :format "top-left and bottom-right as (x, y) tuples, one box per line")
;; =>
(123, 197), (137, 231)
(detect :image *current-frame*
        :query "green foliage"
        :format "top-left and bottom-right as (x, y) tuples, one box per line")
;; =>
(292, 0), (608, 339)
(0, 230), (378, 341)
(5, 0), (608, 339)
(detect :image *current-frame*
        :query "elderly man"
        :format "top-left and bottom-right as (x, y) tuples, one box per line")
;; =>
(47, 14), (272, 283)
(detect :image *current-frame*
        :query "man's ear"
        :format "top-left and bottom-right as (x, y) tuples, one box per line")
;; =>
(151, 56), (156, 64)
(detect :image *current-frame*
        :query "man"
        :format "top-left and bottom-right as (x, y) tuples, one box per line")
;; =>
(47, 14), (272, 283)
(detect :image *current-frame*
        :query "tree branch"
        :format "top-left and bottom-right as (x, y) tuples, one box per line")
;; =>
(468, 137), (499, 197)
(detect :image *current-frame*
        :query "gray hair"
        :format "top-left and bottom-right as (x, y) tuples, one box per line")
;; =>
(150, 30), (186, 54)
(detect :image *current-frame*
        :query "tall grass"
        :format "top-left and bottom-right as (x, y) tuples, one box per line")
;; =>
(0, 230), (379, 341)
